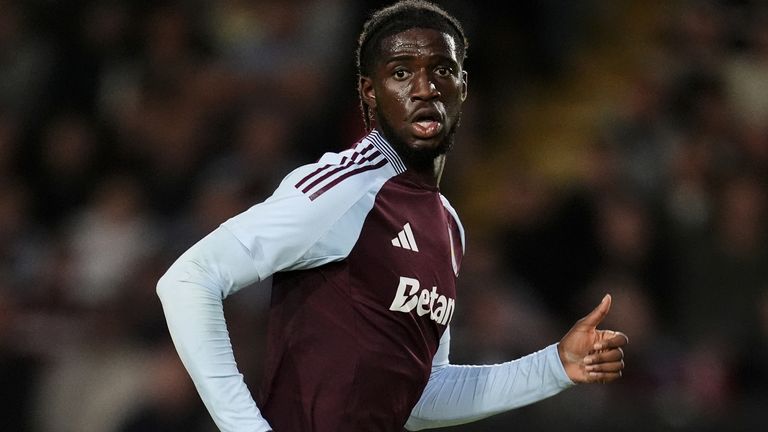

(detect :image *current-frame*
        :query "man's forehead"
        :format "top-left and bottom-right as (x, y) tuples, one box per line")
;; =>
(379, 27), (458, 59)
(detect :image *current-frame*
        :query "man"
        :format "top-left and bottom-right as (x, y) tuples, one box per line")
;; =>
(157, 1), (628, 431)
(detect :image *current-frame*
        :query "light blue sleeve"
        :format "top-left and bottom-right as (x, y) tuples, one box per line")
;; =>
(222, 159), (393, 280)
(157, 227), (273, 431)
(157, 156), (395, 431)
(405, 330), (575, 430)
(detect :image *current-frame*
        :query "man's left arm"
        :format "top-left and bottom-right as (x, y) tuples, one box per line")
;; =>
(405, 295), (628, 431)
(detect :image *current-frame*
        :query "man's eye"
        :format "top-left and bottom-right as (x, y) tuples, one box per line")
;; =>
(393, 70), (409, 80)
(435, 67), (452, 77)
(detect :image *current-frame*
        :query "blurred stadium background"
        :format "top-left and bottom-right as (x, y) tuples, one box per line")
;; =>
(1, 0), (766, 430)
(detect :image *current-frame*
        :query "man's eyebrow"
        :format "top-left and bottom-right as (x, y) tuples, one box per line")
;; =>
(384, 54), (417, 63)
(384, 54), (459, 67)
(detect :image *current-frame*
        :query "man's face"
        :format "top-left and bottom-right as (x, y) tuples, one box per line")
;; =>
(361, 28), (467, 168)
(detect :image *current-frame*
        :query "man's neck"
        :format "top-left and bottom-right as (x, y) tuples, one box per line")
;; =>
(372, 128), (446, 187)
(433, 154), (447, 186)
(402, 151), (445, 188)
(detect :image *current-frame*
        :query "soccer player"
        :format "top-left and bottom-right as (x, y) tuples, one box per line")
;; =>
(156, 1), (629, 431)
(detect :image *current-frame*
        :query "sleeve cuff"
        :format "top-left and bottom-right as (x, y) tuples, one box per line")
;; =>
(547, 343), (576, 388)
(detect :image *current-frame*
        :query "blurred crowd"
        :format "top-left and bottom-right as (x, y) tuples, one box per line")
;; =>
(0, 0), (766, 431)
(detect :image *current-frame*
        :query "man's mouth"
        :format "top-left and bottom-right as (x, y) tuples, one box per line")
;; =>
(410, 112), (443, 139)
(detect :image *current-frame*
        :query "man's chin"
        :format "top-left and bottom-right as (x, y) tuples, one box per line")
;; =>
(376, 115), (458, 170)
(409, 135), (444, 152)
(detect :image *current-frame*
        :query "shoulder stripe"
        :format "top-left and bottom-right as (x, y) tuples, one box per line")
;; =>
(294, 144), (375, 189)
(309, 158), (389, 201)
(300, 149), (382, 194)
(294, 143), (389, 200)
(293, 130), (405, 201)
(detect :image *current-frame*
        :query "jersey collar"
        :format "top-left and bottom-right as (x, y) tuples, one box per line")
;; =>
(366, 130), (406, 175)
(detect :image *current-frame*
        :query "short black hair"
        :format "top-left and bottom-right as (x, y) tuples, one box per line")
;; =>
(356, 0), (468, 131)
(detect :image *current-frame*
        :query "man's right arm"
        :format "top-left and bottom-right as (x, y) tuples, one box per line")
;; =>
(157, 145), (395, 430)
(156, 226), (273, 431)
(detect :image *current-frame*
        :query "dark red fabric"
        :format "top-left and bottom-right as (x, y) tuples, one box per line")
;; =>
(258, 171), (462, 432)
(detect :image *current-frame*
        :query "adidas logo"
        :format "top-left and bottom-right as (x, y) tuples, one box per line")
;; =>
(391, 222), (419, 252)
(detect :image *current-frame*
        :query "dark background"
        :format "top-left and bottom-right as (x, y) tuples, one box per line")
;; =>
(1, 0), (766, 430)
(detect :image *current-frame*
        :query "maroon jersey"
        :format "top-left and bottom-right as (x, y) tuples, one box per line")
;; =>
(161, 129), (573, 432)
(226, 131), (464, 431)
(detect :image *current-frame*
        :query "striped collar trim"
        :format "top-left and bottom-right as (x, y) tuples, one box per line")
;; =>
(366, 129), (406, 174)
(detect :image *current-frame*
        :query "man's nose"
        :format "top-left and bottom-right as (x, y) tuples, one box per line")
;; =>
(410, 71), (440, 101)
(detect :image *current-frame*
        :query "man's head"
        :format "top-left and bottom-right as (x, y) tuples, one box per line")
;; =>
(357, 1), (468, 171)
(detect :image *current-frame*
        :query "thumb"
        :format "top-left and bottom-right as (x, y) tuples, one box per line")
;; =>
(579, 294), (611, 328)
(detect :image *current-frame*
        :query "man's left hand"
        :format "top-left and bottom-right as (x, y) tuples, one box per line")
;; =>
(558, 294), (628, 384)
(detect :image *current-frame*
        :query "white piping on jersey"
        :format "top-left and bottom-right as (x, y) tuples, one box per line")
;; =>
(447, 225), (458, 276)
(439, 194), (465, 253)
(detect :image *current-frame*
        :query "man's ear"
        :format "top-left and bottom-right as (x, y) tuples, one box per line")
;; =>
(360, 76), (377, 109)
(460, 70), (468, 102)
